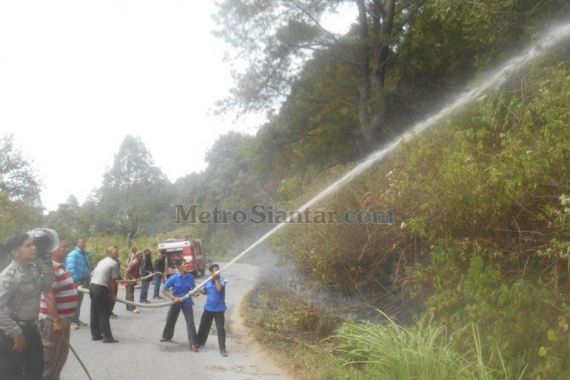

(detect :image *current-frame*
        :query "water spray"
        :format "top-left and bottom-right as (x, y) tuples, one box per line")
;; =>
(103, 22), (570, 307)
(192, 22), (570, 293)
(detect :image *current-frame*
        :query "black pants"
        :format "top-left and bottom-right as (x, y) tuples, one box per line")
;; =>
(197, 310), (226, 351)
(0, 323), (44, 380)
(162, 305), (197, 346)
(89, 284), (114, 340)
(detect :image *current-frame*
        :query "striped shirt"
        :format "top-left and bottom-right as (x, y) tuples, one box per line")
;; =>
(39, 262), (79, 320)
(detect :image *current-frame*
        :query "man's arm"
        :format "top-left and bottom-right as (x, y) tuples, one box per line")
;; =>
(162, 289), (182, 303)
(109, 279), (117, 300)
(0, 274), (22, 339)
(213, 273), (225, 292)
(161, 276), (181, 303)
(109, 261), (119, 299)
(44, 291), (64, 333)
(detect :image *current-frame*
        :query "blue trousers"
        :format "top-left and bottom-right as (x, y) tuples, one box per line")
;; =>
(153, 275), (162, 298)
(72, 291), (84, 324)
(139, 280), (151, 302)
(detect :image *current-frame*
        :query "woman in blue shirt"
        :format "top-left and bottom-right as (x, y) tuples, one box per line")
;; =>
(160, 259), (199, 352)
(196, 263), (228, 356)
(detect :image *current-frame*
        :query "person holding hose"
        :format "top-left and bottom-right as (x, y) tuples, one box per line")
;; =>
(196, 263), (228, 357)
(124, 252), (142, 313)
(89, 246), (119, 343)
(160, 259), (199, 352)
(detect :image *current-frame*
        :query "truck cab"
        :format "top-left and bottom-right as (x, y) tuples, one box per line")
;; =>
(158, 237), (206, 277)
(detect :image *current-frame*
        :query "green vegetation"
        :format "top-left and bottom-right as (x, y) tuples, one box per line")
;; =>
(261, 59), (570, 378)
(1, 1), (570, 378)
(0, 135), (43, 238)
(335, 315), (513, 380)
(243, 279), (366, 380)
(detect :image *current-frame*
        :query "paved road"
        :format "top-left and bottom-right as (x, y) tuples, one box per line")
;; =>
(62, 263), (287, 380)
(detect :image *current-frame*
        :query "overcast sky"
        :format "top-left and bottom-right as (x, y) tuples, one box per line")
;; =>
(0, 1), (354, 211)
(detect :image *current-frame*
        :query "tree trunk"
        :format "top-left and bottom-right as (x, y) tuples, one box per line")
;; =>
(371, 0), (395, 139)
(356, 0), (372, 146)
(126, 220), (139, 248)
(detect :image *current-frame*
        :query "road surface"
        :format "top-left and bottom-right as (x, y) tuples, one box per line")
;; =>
(62, 263), (287, 380)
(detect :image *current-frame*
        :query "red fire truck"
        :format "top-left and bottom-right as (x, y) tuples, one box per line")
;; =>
(158, 237), (206, 277)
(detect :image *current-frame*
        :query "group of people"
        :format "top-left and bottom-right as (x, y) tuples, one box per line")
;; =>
(0, 230), (228, 380)
(160, 259), (227, 356)
(124, 247), (167, 314)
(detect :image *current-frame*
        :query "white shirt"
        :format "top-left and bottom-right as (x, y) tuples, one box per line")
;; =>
(90, 257), (119, 287)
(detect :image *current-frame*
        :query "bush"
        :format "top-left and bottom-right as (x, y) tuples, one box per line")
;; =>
(335, 313), (513, 380)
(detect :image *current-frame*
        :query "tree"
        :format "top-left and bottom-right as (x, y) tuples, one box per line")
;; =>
(45, 195), (91, 242)
(0, 135), (42, 241)
(214, 0), (423, 146)
(0, 135), (40, 202)
(95, 135), (172, 246)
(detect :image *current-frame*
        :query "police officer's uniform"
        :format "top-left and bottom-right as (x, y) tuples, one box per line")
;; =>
(0, 259), (54, 380)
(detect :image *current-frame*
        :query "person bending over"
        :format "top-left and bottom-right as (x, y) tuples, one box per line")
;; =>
(89, 246), (119, 343)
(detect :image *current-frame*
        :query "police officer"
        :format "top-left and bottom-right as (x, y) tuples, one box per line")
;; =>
(0, 232), (54, 380)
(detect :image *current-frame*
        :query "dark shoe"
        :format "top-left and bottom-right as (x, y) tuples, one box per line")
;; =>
(102, 338), (119, 343)
(220, 349), (228, 357)
(92, 336), (103, 341)
(160, 338), (171, 342)
(191, 345), (199, 352)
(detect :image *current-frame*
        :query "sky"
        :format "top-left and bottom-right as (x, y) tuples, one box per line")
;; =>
(0, 1), (355, 211)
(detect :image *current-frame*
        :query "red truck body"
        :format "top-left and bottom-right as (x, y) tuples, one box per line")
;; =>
(158, 238), (206, 277)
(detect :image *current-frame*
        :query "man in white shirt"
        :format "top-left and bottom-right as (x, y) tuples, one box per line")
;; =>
(89, 246), (119, 343)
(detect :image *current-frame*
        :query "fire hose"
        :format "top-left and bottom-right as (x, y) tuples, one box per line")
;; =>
(70, 264), (238, 380)
(76, 271), (218, 308)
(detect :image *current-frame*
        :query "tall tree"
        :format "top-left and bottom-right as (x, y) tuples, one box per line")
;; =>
(96, 135), (171, 246)
(214, 0), (422, 146)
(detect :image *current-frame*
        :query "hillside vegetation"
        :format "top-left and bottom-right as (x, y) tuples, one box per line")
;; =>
(255, 59), (570, 378)
(1, 1), (569, 378)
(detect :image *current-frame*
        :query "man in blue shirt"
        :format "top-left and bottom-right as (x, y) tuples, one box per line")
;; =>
(197, 263), (228, 357)
(64, 239), (90, 330)
(160, 259), (199, 352)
